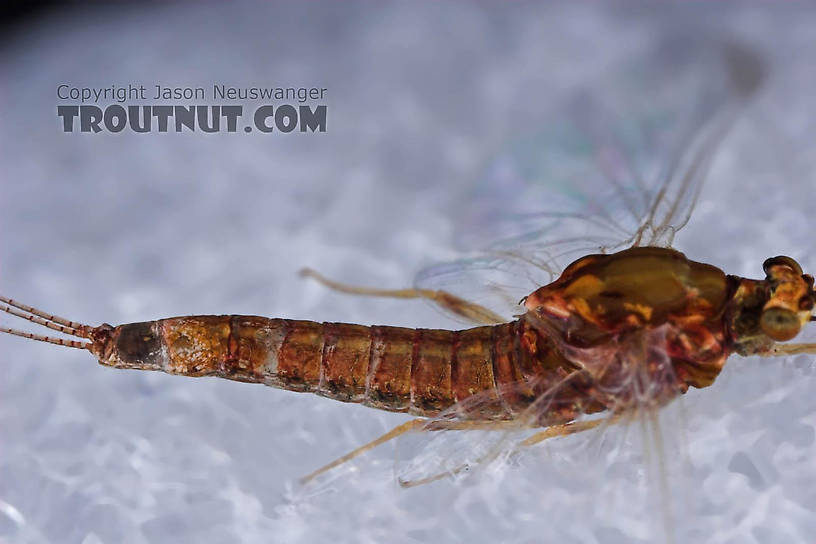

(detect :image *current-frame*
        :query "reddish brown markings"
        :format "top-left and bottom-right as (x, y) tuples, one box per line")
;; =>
(227, 316), (287, 383)
(365, 325), (414, 410)
(517, 321), (571, 397)
(278, 320), (323, 390)
(148, 315), (611, 424)
(492, 321), (533, 414)
(451, 326), (504, 418)
(320, 322), (372, 400)
(410, 329), (455, 415)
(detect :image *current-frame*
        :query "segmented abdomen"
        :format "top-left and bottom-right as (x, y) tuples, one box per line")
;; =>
(106, 315), (591, 421)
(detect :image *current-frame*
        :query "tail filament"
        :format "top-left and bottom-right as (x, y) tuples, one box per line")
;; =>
(0, 296), (90, 350)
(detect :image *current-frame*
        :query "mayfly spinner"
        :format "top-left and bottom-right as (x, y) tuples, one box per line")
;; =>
(2, 41), (788, 486)
(2, 250), (816, 484)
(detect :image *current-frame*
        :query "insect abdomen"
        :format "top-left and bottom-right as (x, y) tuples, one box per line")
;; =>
(106, 315), (523, 419)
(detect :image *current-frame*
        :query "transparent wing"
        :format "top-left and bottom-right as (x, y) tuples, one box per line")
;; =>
(393, 325), (684, 488)
(394, 377), (568, 487)
(416, 39), (765, 323)
(395, 425), (516, 487)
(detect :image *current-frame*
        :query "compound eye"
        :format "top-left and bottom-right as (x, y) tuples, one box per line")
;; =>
(760, 307), (801, 341)
(763, 256), (803, 276)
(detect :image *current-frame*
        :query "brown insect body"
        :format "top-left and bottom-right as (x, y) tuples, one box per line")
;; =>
(78, 247), (814, 428)
(96, 315), (584, 423)
(4, 245), (814, 456)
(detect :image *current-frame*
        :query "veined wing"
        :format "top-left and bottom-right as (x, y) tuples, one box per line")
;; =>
(392, 39), (766, 490)
(416, 39), (765, 324)
(393, 321), (690, 489)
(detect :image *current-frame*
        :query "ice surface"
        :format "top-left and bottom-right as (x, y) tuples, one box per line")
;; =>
(2, 3), (816, 543)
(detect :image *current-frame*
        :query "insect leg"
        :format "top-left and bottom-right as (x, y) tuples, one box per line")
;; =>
(518, 415), (621, 447)
(302, 418), (520, 485)
(299, 268), (506, 324)
(396, 419), (532, 488)
(301, 418), (426, 484)
(765, 343), (816, 356)
(398, 417), (623, 488)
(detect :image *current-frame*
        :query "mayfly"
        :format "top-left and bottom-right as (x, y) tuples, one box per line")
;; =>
(1, 41), (800, 486)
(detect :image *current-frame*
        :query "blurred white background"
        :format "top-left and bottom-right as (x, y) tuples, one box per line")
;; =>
(1, 3), (816, 543)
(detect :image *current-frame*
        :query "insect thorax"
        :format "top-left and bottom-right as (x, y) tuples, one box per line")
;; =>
(522, 247), (734, 396)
